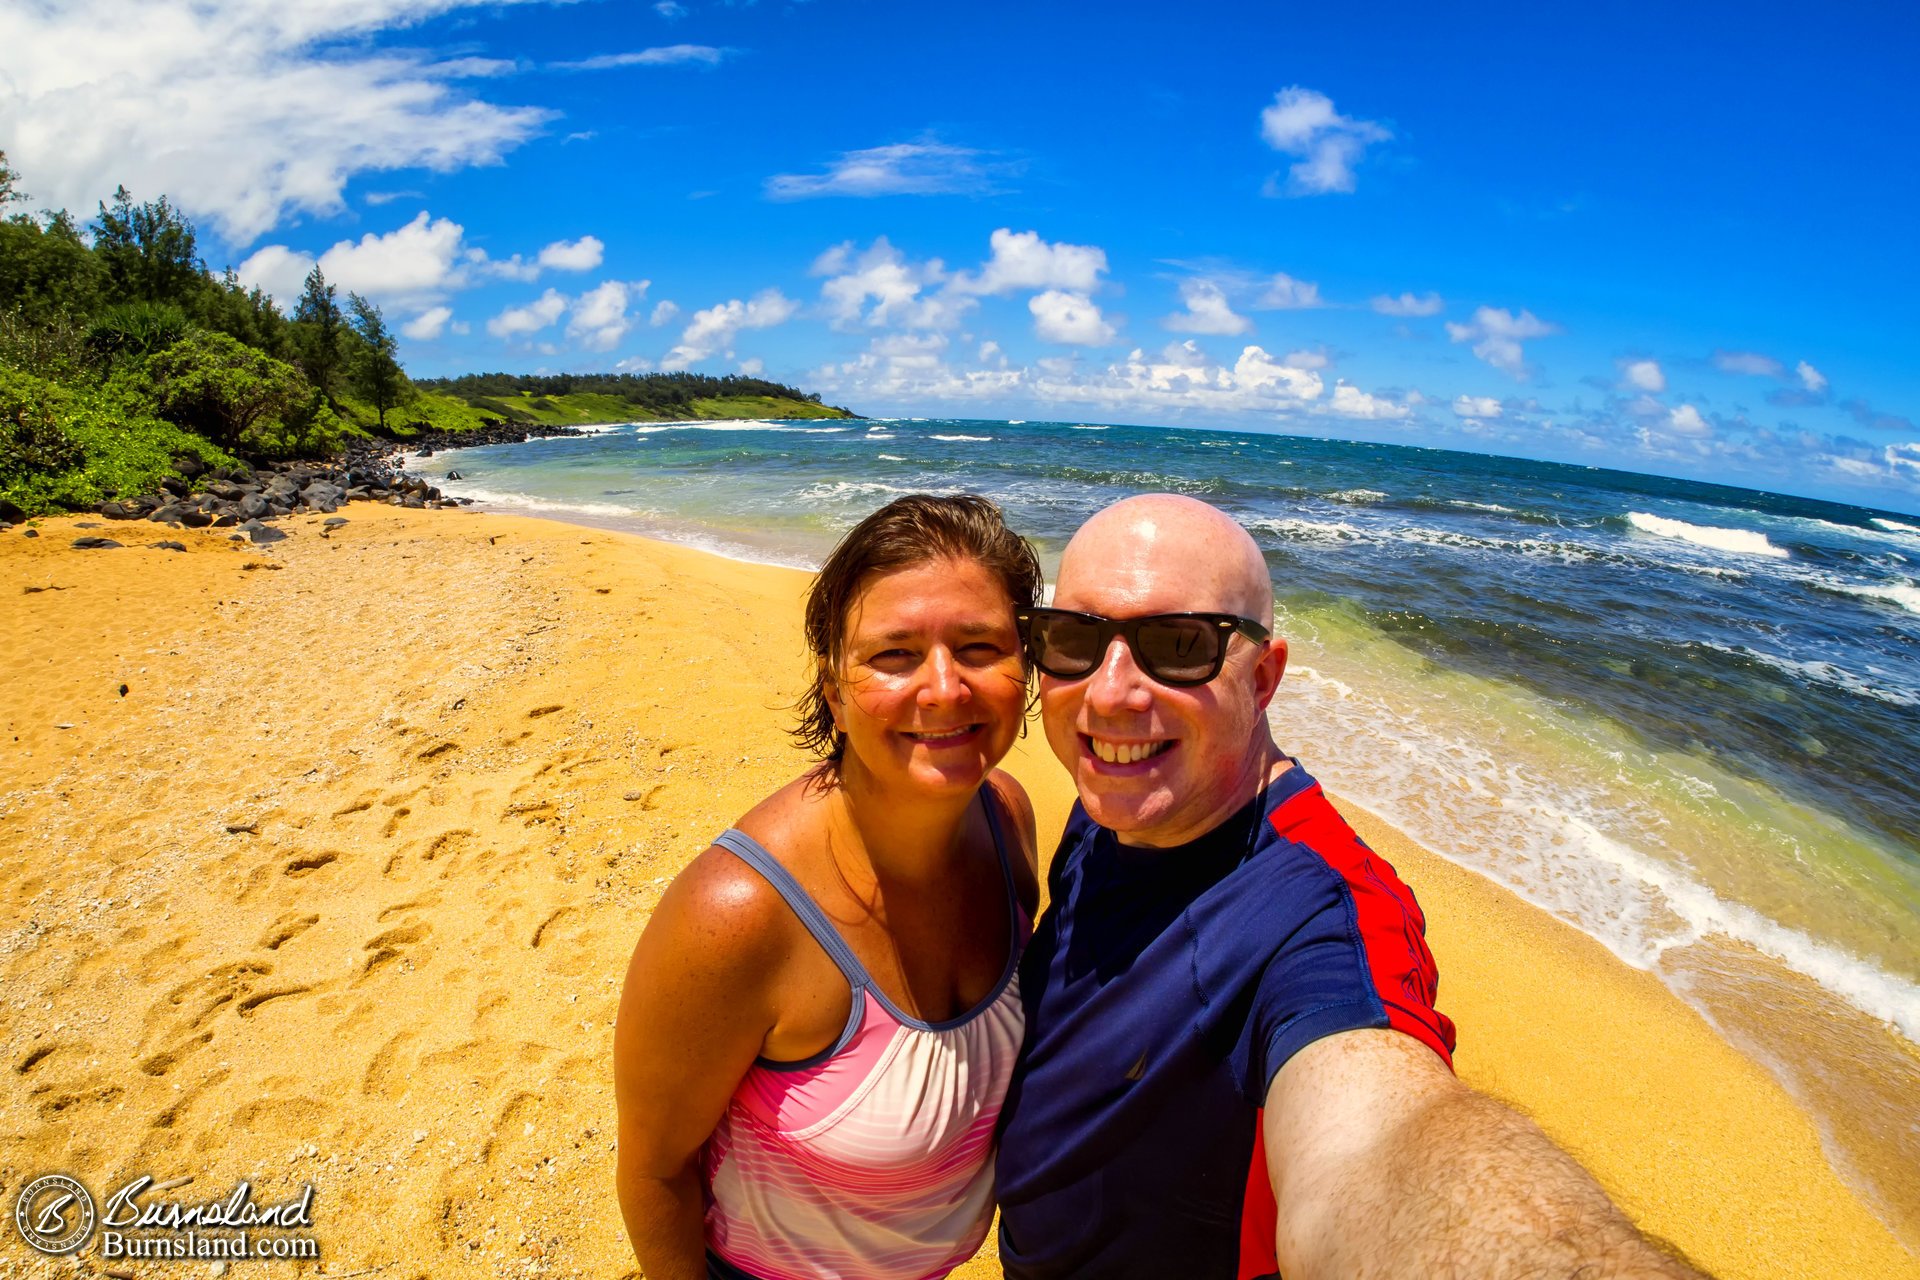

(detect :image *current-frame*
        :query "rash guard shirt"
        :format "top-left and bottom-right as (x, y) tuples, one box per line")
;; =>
(995, 764), (1455, 1280)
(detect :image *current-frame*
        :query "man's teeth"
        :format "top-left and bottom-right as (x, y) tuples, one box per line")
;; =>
(911, 726), (972, 741)
(1091, 738), (1167, 765)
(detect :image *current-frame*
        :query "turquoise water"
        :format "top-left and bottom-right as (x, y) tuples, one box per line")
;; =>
(409, 417), (1920, 1241)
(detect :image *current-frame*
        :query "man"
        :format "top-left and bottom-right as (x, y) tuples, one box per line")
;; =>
(995, 494), (1705, 1280)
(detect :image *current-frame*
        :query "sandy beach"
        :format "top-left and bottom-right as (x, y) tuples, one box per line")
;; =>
(2, 505), (1914, 1280)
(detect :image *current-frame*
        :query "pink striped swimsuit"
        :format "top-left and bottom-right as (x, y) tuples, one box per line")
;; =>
(700, 798), (1028, 1280)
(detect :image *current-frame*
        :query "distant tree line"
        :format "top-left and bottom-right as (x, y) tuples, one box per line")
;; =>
(418, 370), (830, 419)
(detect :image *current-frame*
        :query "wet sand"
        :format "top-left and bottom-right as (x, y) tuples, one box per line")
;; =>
(1, 506), (1913, 1279)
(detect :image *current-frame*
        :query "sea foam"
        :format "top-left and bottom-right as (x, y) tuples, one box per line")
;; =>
(1627, 511), (1789, 558)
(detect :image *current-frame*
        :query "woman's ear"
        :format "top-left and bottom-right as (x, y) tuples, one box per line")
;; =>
(820, 657), (846, 732)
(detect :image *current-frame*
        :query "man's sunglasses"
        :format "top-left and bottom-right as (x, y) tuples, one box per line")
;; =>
(1016, 608), (1271, 687)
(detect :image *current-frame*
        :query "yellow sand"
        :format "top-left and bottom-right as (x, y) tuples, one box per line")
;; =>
(0, 507), (1912, 1279)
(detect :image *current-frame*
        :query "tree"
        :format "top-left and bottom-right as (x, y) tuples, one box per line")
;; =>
(0, 150), (24, 207)
(291, 266), (346, 400)
(145, 331), (310, 450)
(92, 186), (205, 306)
(347, 292), (410, 428)
(0, 209), (107, 324)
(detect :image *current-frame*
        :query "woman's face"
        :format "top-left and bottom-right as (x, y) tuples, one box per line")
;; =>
(825, 555), (1028, 797)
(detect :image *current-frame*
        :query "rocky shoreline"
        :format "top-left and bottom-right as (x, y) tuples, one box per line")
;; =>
(0, 421), (584, 541)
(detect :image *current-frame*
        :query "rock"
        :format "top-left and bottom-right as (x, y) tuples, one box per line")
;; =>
(0, 497), (26, 523)
(173, 454), (205, 478)
(323, 517), (349, 527)
(210, 512), (238, 528)
(100, 502), (138, 520)
(22, 528), (38, 538)
(238, 493), (269, 520)
(72, 537), (122, 549)
(247, 525), (288, 545)
(152, 540), (187, 552)
(149, 504), (185, 523)
(159, 475), (191, 498)
(402, 495), (425, 509)
(208, 480), (244, 501)
(180, 509), (212, 528)
(446, 470), (462, 480)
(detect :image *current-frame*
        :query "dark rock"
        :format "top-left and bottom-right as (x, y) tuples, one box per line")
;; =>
(22, 528), (38, 538)
(180, 509), (212, 528)
(209, 481), (244, 501)
(238, 493), (269, 520)
(160, 476), (191, 498)
(101, 502), (138, 520)
(0, 498), (26, 523)
(402, 495), (426, 509)
(76, 521), (100, 528)
(323, 517), (349, 527)
(173, 455), (205, 478)
(446, 470), (462, 480)
(210, 513), (238, 528)
(72, 536), (122, 549)
(248, 524), (288, 545)
(152, 540), (187, 551)
(149, 504), (185, 523)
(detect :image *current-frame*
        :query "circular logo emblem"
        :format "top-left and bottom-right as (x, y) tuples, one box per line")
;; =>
(14, 1174), (96, 1256)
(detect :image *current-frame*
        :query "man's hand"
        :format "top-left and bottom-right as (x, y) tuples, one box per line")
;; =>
(1265, 1029), (1709, 1280)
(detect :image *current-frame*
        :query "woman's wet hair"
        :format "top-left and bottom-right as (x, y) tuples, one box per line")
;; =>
(793, 493), (1043, 775)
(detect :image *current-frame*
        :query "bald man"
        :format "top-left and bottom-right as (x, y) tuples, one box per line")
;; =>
(994, 495), (1704, 1280)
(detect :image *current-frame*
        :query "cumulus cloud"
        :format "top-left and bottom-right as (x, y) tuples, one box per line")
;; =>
(566, 280), (639, 351)
(1713, 350), (1785, 378)
(0, 0), (555, 245)
(812, 237), (970, 330)
(1329, 381), (1412, 420)
(766, 141), (1005, 200)
(538, 235), (605, 272)
(1887, 442), (1920, 476)
(1797, 360), (1829, 393)
(663, 289), (799, 368)
(1030, 290), (1117, 345)
(553, 45), (725, 71)
(954, 228), (1108, 296)
(1446, 306), (1560, 377)
(487, 288), (568, 339)
(1259, 86), (1391, 196)
(1453, 395), (1502, 418)
(402, 305), (453, 341)
(1372, 291), (1444, 317)
(1163, 279), (1251, 335)
(1620, 358), (1666, 392)
(1255, 272), (1323, 310)
(1668, 404), (1711, 436)
(649, 300), (680, 327)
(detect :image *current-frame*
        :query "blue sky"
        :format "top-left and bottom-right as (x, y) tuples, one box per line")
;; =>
(4, 0), (1918, 511)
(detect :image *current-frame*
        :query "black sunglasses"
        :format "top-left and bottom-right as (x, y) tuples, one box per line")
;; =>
(1017, 608), (1271, 687)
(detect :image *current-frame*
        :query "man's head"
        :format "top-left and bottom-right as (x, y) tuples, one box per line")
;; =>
(1037, 494), (1287, 847)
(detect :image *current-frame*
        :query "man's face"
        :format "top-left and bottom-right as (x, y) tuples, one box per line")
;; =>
(1040, 522), (1286, 848)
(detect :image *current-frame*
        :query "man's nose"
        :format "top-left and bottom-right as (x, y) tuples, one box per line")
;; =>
(1084, 636), (1150, 716)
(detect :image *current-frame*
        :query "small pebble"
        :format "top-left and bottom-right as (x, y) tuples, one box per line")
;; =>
(413, 1129), (428, 1143)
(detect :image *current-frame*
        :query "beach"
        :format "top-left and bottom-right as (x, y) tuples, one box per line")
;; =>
(2, 505), (1915, 1279)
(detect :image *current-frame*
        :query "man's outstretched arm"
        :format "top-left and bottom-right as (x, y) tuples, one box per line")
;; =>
(1265, 1029), (1709, 1280)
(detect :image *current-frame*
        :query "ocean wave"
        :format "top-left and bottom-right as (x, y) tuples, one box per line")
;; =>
(876, 454), (906, 462)
(1070, 424), (1108, 430)
(1869, 517), (1920, 538)
(794, 480), (963, 503)
(1324, 488), (1389, 505)
(630, 421), (849, 434)
(1245, 515), (1613, 564)
(1695, 641), (1920, 708)
(1810, 577), (1920, 617)
(930, 434), (993, 442)
(426, 484), (644, 520)
(1627, 511), (1789, 559)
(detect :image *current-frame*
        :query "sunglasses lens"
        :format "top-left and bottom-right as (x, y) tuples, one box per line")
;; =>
(1028, 613), (1102, 676)
(1135, 618), (1223, 683)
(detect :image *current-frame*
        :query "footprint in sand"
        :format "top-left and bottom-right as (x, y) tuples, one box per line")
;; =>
(257, 911), (321, 951)
(359, 919), (433, 980)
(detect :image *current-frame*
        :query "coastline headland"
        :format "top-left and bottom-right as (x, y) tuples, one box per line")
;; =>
(2, 503), (1915, 1278)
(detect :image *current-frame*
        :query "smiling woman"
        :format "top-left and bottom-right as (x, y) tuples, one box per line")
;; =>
(613, 493), (1045, 1280)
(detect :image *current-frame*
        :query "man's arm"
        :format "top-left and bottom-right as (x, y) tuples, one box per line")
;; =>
(1265, 1029), (1709, 1280)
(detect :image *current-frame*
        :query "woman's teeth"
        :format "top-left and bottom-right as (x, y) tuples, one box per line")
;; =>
(910, 726), (973, 742)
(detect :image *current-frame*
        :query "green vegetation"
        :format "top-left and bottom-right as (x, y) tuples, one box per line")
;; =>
(0, 151), (855, 517)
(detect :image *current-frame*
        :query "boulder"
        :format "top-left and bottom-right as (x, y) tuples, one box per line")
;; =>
(248, 524), (288, 545)
(173, 455), (205, 478)
(238, 493), (269, 520)
(149, 504), (186, 523)
(72, 536), (122, 549)
(152, 540), (187, 551)
(0, 497), (27, 523)
(160, 476), (191, 498)
(180, 509), (212, 529)
(100, 502), (138, 520)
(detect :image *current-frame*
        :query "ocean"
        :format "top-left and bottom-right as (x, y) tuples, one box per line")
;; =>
(405, 415), (1920, 1245)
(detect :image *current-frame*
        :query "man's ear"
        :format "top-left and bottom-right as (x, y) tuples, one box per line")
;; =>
(820, 657), (846, 732)
(1253, 638), (1288, 711)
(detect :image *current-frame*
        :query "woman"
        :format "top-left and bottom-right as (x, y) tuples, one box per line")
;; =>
(615, 494), (1043, 1280)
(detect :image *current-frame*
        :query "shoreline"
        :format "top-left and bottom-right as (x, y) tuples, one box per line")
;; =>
(2, 505), (1915, 1278)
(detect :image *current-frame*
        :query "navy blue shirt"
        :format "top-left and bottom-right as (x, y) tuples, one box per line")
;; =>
(996, 766), (1454, 1279)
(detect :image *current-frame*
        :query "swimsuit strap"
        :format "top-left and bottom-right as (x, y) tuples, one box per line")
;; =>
(713, 828), (876, 992)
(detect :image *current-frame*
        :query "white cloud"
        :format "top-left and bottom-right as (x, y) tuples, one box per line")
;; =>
(1797, 360), (1829, 393)
(0, 0), (554, 245)
(538, 235), (605, 272)
(1453, 395), (1503, 418)
(663, 289), (799, 368)
(812, 237), (970, 330)
(232, 244), (317, 309)
(364, 189), (422, 206)
(738, 357), (764, 376)
(1259, 86), (1391, 196)
(1713, 350), (1785, 378)
(1372, 291), (1444, 317)
(1255, 272), (1323, 310)
(1030, 290), (1117, 345)
(1163, 279), (1251, 335)
(567, 280), (641, 351)
(554, 45), (725, 71)
(955, 228), (1108, 296)
(1620, 358), (1666, 393)
(1445, 306), (1560, 377)
(1668, 404), (1711, 436)
(487, 288), (568, 339)
(402, 305), (453, 341)
(1887, 442), (1920, 476)
(654, 1), (685, 16)
(1329, 381), (1412, 420)
(649, 300), (680, 327)
(766, 141), (1003, 200)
